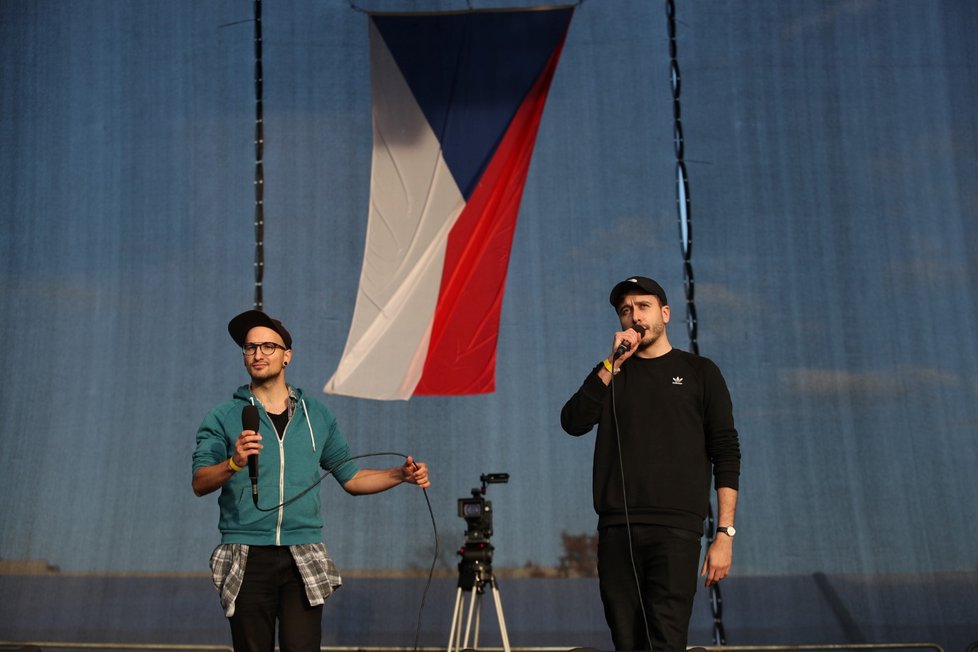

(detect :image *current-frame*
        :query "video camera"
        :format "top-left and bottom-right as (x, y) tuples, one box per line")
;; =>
(457, 472), (509, 544)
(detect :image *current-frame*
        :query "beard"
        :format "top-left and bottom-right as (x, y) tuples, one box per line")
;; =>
(639, 321), (665, 349)
(247, 362), (283, 383)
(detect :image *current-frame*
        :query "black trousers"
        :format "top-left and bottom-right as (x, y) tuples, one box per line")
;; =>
(597, 524), (702, 652)
(228, 546), (324, 652)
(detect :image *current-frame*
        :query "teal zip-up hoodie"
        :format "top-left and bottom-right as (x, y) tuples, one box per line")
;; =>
(193, 385), (359, 546)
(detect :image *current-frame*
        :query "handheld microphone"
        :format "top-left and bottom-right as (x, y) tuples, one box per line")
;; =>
(613, 324), (647, 359)
(242, 404), (260, 506)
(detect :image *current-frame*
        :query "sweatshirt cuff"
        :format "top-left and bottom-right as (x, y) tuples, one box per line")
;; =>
(714, 472), (740, 491)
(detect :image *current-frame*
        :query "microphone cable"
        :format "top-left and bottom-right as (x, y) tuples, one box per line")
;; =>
(608, 361), (655, 652)
(251, 450), (440, 652)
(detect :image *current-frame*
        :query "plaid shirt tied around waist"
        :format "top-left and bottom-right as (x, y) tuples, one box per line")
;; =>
(209, 542), (343, 617)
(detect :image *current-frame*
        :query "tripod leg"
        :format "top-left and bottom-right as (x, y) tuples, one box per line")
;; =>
(472, 592), (483, 649)
(489, 578), (511, 652)
(447, 587), (465, 652)
(462, 586), (481, 650)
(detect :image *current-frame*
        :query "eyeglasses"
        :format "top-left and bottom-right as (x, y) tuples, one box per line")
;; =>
(242, 342), (287, 356)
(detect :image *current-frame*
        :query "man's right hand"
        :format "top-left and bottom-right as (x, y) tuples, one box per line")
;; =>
(234, 428), (262, 466)
(610, 326), (644, 364)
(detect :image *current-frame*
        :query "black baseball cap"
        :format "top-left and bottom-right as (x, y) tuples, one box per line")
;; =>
(228, 310), (293, 349)
(609, 276), (668, 308)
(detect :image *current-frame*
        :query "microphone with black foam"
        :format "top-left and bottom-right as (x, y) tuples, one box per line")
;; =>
(613, 324), (647, 360)
(242, 404), (260, 506)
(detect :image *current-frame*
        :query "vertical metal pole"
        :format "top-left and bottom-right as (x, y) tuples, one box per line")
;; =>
(252, 0), (265, 310)
(665, 0), (726, 644)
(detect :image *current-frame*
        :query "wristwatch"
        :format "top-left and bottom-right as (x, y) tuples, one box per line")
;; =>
(716, 526), (736, 538)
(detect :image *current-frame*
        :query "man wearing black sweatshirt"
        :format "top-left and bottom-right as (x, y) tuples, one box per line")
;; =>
(560, 276), (741, 652)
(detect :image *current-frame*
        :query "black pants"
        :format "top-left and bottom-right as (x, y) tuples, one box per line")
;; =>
(598, 524), (702, 652)
(229, 546), (324, 652)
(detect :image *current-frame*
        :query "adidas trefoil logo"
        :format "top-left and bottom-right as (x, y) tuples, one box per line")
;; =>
(672, 377), (684, 385)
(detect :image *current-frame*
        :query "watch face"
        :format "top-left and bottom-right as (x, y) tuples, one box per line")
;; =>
(720, 526), (736, 537)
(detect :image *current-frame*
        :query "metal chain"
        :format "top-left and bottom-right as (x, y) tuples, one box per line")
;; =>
(665, 0), (726, 644)
(253, 0), (265, 311)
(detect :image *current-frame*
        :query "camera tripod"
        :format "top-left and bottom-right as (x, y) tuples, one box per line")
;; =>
(446, 542), (511, 652)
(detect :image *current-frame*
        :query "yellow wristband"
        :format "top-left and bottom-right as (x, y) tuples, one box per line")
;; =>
(228, 457), (244, 473)
(602, 358), (620, 376)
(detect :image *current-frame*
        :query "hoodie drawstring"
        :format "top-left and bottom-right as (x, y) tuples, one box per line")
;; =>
(301, 398), (316, 452)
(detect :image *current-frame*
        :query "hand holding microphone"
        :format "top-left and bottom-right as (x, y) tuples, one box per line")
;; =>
(612, 324), (647, 360)
(240, 404), (262, 506)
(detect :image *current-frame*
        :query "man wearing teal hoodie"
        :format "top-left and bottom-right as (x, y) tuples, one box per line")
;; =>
(193, 310), (431, 652)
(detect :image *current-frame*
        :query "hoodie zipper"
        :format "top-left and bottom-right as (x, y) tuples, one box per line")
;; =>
(275, 416), (289, 546)
(252, 391), (311, 547)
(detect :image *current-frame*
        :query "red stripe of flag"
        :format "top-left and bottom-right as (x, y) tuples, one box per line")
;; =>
(414, 37), (568, 395)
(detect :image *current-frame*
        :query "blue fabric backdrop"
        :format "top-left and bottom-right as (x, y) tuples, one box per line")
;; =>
(1, 0), (976, 648)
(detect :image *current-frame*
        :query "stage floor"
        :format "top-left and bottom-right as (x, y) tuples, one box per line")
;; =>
(1, 573), (975, 652)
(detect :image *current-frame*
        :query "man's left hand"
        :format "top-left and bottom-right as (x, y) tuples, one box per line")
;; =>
(401, 456), (431, 488)
(700, 535), (733, 587)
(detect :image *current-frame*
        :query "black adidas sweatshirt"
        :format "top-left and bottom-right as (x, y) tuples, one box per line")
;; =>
(560, 348), (741, 534)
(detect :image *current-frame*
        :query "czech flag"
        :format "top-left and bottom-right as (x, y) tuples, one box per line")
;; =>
(325, 7), (574, 400)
